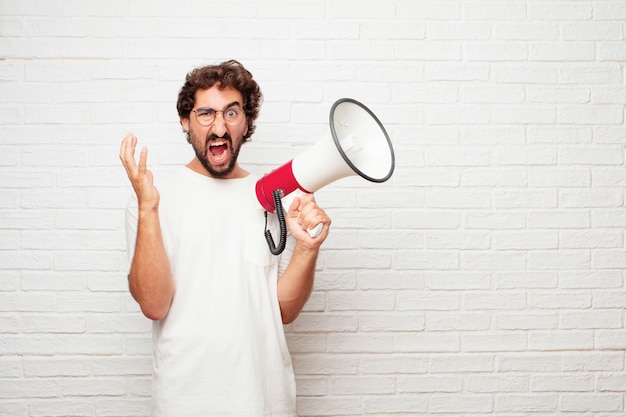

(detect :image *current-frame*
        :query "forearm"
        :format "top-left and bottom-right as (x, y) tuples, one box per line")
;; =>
(129, 209), (174, 320)
(277, 244), (319, 324)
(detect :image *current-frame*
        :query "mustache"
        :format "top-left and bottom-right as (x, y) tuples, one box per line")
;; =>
(207, 132), (231, 143)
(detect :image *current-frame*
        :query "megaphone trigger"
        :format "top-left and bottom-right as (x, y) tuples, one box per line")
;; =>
(307, 223), (323, 238)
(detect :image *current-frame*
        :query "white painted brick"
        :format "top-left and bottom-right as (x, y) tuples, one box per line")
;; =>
(560, 105), (624, 125)
(563, 352), (624, 372)
(332, 375), (395, 395)
(463, 292), (526, 310)
(426, 63), (490, 81)
(528, 168), (591, 187)
(327, 292), (394, 311)
(494, 271), (557, 290)
(530, 42), (595, 62)
(428, 21), (490, 41)
(496, 353), (561, 372)
(396, 40), (461, 61)
(562, 23), (624, 41)
(493, 190), (556, 209)
(462, 332), (528, 352)
(596, 373), (626, 392)
(493, 146), (557, 165)
(528, 125), (592, 144)
(426, 271), (490, 290)
(528, 211), (590, 229)
(531, 374), (593, 392)
(328, 333), (395, 354)
(425, 312), (490, 331)
(593, 290), (626, 308)
(285, 334), (327, 354)
(496, 313), (557, 334)
(394, 332), (460, 353)
(492, 106), (557, 124)
(528, 293), (592, 310)
(528, 250), (590, 270)
(561, 310), (623, 330)
(466, 374), (528, 393)
(397, 293), (459, 311)
(92, 357), (152, 376)
(461, 251), (526, 271)
(2, 2), (626, 416)
(359, 354), (428, 375)
(23, 357), (91, 377)
(21, 314), (86, 333)
(0, 356), (22, 377)
(559, 271), (622, 289)
(356, 271), (424, 290)
(464, 42), (528, 62)
(495, 394), (557, 412)
(528, 3), (591, 20)
(292, 353), (359, 375)
(528, 330), (594, 351)
(560, 393), (623, 412)
(464, 211), (526, 230)
(593, 86), (626, 104)
(289, 313), (357, 333)
(359, 312), (425, 332)
(297, 396), (362, 417)
(364, 394), (428, 414)
(527, 86), (590, 104)
(598, 42), (626, 61)
(560, 64), (624, 84)
(425, 231), (490, 249)
(496, 23), (559, 41)
(95, 398), (151, 417)
(560, 230), (622, 249)
(62, 378), (126, 397)
(394, 250), (459, 270)
(295, 376), (327, 396)
(398, 375), (462, 393)
(493, 230), (558, 250)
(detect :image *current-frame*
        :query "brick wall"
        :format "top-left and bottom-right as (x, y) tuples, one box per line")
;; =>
(1, 1), (625, 416)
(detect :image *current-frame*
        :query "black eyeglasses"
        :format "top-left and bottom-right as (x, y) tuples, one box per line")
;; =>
(191, 107), (245, 127)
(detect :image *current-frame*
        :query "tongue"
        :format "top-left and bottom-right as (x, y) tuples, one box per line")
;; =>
(210, 144), (228, 156)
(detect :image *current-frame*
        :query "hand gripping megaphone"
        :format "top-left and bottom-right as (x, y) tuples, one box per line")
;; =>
(256, 98), (395, 254)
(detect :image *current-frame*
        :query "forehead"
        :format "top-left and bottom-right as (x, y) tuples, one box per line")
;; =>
(194, 85), (244, 108)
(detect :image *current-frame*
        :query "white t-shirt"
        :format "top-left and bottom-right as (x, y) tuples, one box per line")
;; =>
(125, 167), (297, 417)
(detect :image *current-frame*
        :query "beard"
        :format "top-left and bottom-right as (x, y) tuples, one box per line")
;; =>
(186, 129), (242, 178)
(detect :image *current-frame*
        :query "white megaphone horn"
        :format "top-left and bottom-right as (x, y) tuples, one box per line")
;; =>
(256, 98), (395, 254)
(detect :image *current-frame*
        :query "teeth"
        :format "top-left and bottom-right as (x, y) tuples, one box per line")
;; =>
(210, 140), (227, 147)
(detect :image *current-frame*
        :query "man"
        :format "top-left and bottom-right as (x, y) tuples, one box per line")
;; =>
(120, 60), (331, 417)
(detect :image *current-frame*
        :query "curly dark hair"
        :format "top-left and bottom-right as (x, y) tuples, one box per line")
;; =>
(176, 60), (263, 142)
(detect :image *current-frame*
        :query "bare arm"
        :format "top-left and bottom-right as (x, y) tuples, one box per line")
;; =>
(120, 134), (174, 320)
(277, 194), (331, 324)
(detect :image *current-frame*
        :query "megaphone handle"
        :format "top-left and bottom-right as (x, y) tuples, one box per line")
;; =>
(307, 223), (323, 238)
(264, 190), (287, 255)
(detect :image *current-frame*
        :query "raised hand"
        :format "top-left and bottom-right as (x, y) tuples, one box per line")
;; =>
(119, 133), (160, 212)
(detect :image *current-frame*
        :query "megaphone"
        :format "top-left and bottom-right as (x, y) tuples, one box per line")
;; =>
(256, 98), (395, 254)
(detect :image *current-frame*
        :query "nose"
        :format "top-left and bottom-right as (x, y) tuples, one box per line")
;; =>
(211, 111), (228, 137)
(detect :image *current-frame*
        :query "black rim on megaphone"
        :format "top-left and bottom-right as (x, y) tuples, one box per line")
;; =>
(329, 98), (395, 183)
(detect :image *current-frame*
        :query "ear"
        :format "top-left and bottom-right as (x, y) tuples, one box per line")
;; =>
(181, 117), (190, 133)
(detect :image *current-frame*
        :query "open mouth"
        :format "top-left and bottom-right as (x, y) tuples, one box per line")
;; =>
(208, 139), (229, 164)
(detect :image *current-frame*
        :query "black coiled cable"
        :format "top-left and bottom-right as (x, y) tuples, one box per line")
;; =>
(264, 189), (287, 255)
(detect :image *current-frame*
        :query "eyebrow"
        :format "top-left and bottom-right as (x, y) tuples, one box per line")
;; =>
(197, 101), (242, 111)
